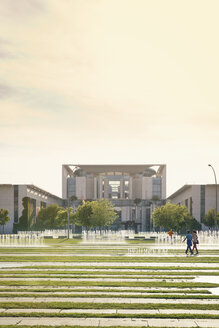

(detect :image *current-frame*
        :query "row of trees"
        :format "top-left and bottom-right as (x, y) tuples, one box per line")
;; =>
(1, 201), (219, 233)
(152, 203), (201, 233)
(27, 199), (118, 231)
(152, 202), (219, 233)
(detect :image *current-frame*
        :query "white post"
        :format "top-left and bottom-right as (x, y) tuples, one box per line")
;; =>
(67, 198), (70, 239)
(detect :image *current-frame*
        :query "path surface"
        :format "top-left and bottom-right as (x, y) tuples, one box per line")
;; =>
(2, 317), (219, 327)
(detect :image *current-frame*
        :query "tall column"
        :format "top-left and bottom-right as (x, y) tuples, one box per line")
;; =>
(129, 177), (133, 199)
(104, 179), (109, 198)
(99, 177), (103, 198)
(62, 166), (68, 199)
(120, 179), (124, 199)
(93, 177), (97, 199)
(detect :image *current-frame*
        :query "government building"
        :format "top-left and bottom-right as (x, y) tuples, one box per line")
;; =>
(0, 184), (64, 234)
(168, 184), (219, 224)
(62, 164), (166, 232)
(1, 164), (219, 233)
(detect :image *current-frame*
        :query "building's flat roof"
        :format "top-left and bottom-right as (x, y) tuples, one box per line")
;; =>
(0, 184), (63, 201)
(168, 185), (191, 199)
(27, 185), (63, 201)
(63, 164), (166, 176)
(168, 184), (219, 200)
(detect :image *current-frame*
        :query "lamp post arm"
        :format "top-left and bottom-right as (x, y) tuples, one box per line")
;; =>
(212, 167), (218, 188)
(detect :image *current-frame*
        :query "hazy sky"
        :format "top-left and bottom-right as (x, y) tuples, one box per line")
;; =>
(0, 0), (219, 198)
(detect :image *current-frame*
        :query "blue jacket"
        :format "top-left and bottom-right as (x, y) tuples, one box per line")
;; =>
(186, 233), (192, 246)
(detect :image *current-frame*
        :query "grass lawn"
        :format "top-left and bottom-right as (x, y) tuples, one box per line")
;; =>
(1, 301), (219, 310)
(1, 312), (219, 319)
(1, 238), (219, 327)
(1, 293), (219, 299)
(2, 255), (219, 262)
(0, 280), (217, 288)
(1, 269), (219, 276)
(0, 288), (210, 294)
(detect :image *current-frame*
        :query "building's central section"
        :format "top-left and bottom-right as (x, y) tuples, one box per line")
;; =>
(62, 164), (166, 232)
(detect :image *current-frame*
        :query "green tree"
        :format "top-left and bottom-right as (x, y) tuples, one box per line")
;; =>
(0, 208), (10, 234)
(68, 195), (78, 219)
(91, 199), (118, 230)
(55, 208), (75, 227)
(36, 204), (62, 229)
(184, 216), (202, 232)
(152, 202), (195, 233)
(134, 198), (141, 206)
(74, 199), (118, 232)
(16, 197), (34, 232)
(70, 195), (78, 202)
(202, 208), (219, 229)
(151, 196), (161, 230)
(73, 201), (93, 233)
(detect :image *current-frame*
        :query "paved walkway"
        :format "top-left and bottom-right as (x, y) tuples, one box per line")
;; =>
(2, 308), (219, 315)
(0, 296), (219, 303)
(1, 317), (219, 327)
(0, 277), (192, 282)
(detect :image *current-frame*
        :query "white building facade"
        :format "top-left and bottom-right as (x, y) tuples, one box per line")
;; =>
(62, 164), (166, 232)
(0, 185), (64, 233)
(168, 184), (219, 223)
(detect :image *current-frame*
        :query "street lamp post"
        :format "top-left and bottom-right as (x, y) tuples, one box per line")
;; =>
(208, 164), (218, 230)
(67, 198), (70, 239)
(66, 195), (77, 239)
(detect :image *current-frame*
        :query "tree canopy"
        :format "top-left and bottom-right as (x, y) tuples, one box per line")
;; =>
(91, 199), (118, 229)
(134, 198), (142, 205)
(202, 208), (219, 229)
(73, 201), (93, 231)
(184, 215), (202, 232)
(55, 207), (75, 227)
(70, 195), (77, 202)
(36, 204), (63, 229)
(0, 208), (10, 233)
(152, 202), (201, 233)
(16, 197), (34, 232)
(73, 199), (118, 231)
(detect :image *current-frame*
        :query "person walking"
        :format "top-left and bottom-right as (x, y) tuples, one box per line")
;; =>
(192, 230), (199, 254)
(183, 231), (193, 255)
(168, 229), (174, 244)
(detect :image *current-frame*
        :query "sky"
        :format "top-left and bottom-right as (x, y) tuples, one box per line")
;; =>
(0, 0), (219, 198)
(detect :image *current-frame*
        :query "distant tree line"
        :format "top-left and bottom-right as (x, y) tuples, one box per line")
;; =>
(1, 199), (219, 234)
(152, 202), (202, 233)
(202, 208), (219, 230)
(0, 208), (10, 233)
(14, 198), (118, 232)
